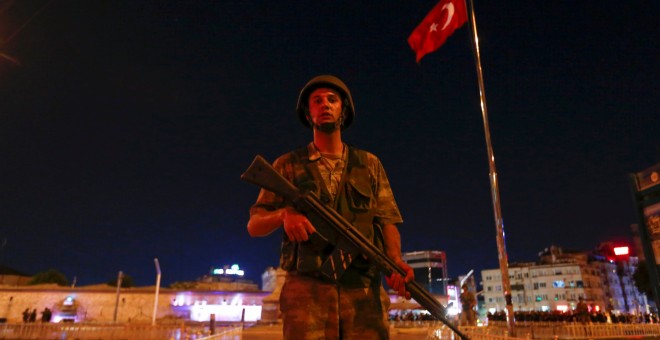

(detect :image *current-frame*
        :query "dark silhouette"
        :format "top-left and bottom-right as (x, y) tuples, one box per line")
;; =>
(576, 297), (589, 324)
(41, 307), (52, 323)
(459, 284), (477, 326)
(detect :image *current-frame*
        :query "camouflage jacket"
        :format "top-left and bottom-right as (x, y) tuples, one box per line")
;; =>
(250, 142), (403, 286)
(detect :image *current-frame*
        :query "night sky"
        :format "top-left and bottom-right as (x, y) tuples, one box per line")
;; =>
(1, 1), (658, 287)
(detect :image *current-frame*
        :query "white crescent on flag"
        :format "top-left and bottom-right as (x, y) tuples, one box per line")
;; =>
(441, 3), (455, 31)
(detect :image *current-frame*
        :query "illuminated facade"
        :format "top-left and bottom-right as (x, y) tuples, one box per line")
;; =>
(0, 285), (269, 323)
(481, 245), (647, 315)
(482, 262), (603, 313)
(0, 264), (267, 323)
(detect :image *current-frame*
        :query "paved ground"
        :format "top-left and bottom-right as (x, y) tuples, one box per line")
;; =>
(241, 323), (430, 340)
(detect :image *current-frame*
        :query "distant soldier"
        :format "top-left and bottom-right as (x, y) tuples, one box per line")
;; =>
(22, 308), (29, 323)
(576, 297), (589, 324)
(41, 307), (52, 323)
(459, 284), (477, 326)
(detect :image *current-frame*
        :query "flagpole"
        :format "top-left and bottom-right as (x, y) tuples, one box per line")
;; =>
(466, 0), (516, 335)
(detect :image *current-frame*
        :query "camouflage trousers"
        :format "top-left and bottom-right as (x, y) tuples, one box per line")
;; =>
(280, 272), (391, 340)
(460, 309), (476, 326)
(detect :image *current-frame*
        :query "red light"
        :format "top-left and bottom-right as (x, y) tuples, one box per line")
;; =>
(613, 247), (629, 256)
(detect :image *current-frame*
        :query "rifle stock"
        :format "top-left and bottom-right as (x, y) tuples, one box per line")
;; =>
(241, 155), (469, 340)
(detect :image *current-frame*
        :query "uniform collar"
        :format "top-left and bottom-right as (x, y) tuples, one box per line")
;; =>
(307, 142), (322, 161)
(307, 142), (346, 162)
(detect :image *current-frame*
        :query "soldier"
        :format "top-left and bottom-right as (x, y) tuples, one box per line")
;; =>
(459, 283), (477, 326)
(576, 297), (589, 324)
(41, 307), (52, 323)
(247, 75), (414, 339)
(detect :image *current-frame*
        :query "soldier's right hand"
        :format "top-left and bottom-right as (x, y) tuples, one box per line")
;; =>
(282, 207), (317, 242)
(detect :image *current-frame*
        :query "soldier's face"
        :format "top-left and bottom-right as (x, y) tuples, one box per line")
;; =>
(307, 88), (343, 129)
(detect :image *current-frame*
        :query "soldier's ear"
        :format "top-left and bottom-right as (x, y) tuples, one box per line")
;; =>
(305, 108), (313, 126)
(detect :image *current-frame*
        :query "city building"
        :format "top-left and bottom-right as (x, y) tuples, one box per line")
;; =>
(0, 264), (265, 323)
(0, 284), (269, 323)
(481, 245), (647, 316)
(402, 250), (448, 295)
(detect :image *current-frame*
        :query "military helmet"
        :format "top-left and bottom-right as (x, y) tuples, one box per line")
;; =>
(296, 75), (355, 129)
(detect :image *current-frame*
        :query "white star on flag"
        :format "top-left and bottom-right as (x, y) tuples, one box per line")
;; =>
(429, 22), (438, 32)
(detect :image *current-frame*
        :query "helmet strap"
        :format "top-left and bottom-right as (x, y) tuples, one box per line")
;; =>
(306, 108), (345, 133)
(317, 122), (339, 133)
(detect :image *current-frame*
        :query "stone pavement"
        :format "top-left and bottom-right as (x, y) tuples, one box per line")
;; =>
(241, 323), (429, 340)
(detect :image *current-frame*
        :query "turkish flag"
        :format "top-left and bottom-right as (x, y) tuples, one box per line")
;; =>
(408, 0), (468, 62)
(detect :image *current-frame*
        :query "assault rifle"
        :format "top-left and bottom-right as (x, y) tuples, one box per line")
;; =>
(241, 155), (469, 340)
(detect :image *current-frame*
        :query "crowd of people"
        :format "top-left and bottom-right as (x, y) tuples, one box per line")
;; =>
(389, 311), (438, 322)
(21, 307), (52, 323)
(487, 310), (659, 324)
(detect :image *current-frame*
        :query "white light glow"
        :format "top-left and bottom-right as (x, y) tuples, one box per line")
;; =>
(172, 293), (190, 306)
(64, 296), (74, 306)
(446, 285), (460, 314)
(52, 315), (78, 323)
(225, 268), (244, 276)
(614, 247), (629, 256)
(446, 305), (461, 316)
(212, 264), (245, 276)
(190, 304), (262, 322)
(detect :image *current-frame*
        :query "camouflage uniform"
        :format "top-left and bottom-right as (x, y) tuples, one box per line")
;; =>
(280, 272), (391, 339)
(250, 142), (402, 339)
(459, 289), (477, 326)
(576, 299), (589, 324)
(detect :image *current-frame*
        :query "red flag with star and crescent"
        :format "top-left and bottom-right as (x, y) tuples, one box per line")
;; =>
(408, 0), (468, 62)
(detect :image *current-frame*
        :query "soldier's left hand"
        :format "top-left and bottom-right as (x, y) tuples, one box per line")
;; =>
(386, 259), (414, 300)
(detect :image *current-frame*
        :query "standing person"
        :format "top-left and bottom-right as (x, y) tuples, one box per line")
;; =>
(459, 284), (477, 326)
(22, 308), (29, 323)
(247, 75), (414, 339)
(576, 297), (589, 324)
(29, 309), (37, 323)
(41, 307), (52, 323)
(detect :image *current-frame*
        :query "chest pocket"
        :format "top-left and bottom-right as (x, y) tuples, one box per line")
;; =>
(346, 169), (374, 212)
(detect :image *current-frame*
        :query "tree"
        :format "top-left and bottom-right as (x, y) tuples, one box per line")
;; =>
(169, 281), (198, 290)
(633, 260), (652, 297)
(28, 269), (68, 286)
(106, 274), (135, 288)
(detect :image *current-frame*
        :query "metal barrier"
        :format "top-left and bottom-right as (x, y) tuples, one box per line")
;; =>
(0, 322), (243, 340)
(523, 323), (660, 339)
(392, 321), (530, 340)
(449, 322), (660, 340)
(10, 321), (656, 340)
